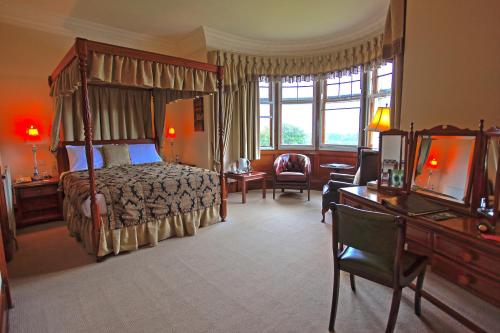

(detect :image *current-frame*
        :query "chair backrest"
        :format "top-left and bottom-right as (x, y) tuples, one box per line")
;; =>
(331, 203), (404, 258)
(358, 149), (380, 185)
(274, 153), (311, 175)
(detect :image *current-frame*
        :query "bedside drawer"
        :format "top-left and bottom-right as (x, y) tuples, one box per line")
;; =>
(432, 254), (500, 307)
(19, 185), (58, 199)
(434, 234), (500, 278)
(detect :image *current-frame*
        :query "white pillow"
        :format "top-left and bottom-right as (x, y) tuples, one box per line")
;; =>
(66, 145), (104, 172)
(128, 144), (162, 165)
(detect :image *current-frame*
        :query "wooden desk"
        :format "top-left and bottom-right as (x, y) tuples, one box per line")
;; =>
(225, 172), (266, 204)
(338, 186), (499, 331)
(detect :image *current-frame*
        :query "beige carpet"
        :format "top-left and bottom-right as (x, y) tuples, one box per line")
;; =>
(7, 190), (500, 333)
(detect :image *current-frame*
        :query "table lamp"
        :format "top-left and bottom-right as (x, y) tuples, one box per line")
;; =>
(367, 105), (391, 132)
(166, 127), (176, 162)
(26, 124), (42, 180)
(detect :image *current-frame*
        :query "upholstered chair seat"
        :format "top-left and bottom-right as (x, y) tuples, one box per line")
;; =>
(272, 153), (311, 200)
(276, 171), (307, 182)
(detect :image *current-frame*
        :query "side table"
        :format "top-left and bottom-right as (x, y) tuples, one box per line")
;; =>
(225, 171), (266, 204)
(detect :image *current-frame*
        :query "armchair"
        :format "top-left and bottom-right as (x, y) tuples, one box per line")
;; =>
(321, 147), (379, 222)
(273, 153), (311, 201)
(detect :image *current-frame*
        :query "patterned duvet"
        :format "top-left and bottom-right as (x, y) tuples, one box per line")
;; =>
(62, 162), (220, 230)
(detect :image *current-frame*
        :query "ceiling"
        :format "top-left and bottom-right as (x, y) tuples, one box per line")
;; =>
(8, 0), (388, 41)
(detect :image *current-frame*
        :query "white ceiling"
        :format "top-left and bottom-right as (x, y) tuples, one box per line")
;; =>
(9, 0), (387, 40)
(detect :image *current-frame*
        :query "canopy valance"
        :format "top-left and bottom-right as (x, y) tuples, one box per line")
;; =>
(50, 51), (217, 97)
(208, 33), (384, 87)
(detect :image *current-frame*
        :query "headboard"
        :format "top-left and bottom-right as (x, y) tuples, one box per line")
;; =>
(56, 139), (157, 174)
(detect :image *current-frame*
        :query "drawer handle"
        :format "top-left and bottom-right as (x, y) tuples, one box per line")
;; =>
(461, 252), (473, 263)
(457, 274), (474, 287)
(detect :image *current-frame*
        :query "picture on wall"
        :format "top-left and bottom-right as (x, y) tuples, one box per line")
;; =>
(193, 97), (204, 132)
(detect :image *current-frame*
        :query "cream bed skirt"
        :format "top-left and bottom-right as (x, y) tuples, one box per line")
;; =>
(63, 198), (220, 257)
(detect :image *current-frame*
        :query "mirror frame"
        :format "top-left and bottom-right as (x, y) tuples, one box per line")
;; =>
(377, 128), (411, 193)
(408, 123), (484, 212)
(477, 126), (500, 224)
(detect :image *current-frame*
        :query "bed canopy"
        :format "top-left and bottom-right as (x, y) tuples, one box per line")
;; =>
(48, 38), (226, 256)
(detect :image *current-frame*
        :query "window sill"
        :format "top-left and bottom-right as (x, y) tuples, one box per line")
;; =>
(319, 145), (358, 152)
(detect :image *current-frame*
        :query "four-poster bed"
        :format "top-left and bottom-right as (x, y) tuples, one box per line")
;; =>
(48, 38), (227, 260)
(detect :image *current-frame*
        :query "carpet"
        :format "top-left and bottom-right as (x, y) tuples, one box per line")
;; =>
(7, 190), (500, 332)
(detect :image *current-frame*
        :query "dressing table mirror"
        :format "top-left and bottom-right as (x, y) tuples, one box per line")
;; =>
(409, 124), (483, 211)
(378, 129), (410, 192)
(478, 126), (500, 225)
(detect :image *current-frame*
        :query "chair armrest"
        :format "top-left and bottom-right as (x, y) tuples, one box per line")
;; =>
(330, 173), (355, 182)
(328, 181), (358, 192)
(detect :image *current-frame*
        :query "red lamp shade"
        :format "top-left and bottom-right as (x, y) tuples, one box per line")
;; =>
(428, 157), (438, 169)
(26, 125), (41, 142)
(167, 127), (176, 139)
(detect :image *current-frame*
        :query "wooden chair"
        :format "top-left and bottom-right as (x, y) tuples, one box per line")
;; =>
(329, 203), (428, 333)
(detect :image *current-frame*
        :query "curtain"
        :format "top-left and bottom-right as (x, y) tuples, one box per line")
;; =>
(231, 81), (260, 161)
(210, 90), (234, 171)
(50, 95), (65, 151)
(383, 0), (407, 129)
(207, 34), (383, 87)
(153, 89), (167, 149)
(55, 86), (152, 142)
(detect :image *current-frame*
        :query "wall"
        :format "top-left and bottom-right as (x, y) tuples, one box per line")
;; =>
(401, 0), (500, 130)
(0, 23), (74, 179)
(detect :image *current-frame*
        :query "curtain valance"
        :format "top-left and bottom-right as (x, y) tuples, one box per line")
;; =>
(50, 52), (218, 97)
(208, 33), (384, 87)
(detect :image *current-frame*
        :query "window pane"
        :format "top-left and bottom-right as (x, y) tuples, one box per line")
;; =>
(260, 118), (271, 147)
(377, 74), (392, 93)
(351, 71), (361, 81)
(339, 83), (352, 96)
(282, 81), (297, 87)
(378, 62), (393, 76)
(339, 75), (352, 83)
(281, 104), (312, 145)
(327, 84), (339, 98)
(298, 86), (313, 99)
(324, 107), (360, 145)
(325, 100), (360, 110)
(281, 87), (297, 100)
(352, 80), (361, 95)
(327, 77), (339, 84)
(260, 103), (270, 117)
(259, 87), (269, 100)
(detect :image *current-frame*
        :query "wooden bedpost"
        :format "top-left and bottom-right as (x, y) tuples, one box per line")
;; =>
(75, 38), (101, 259)
(217, 66), (227, 221)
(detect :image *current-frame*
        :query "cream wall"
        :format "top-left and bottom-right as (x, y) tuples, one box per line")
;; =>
(401, 0), (500, 130)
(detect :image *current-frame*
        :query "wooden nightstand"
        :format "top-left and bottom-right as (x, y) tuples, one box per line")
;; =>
(13, 178), (62, 228)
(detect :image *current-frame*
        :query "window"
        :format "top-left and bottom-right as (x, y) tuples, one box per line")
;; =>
(321, 69), (362, 147)
(366, 63), (393, 148)
(259, 81), (273, 148)
(280, 80), (314, 147)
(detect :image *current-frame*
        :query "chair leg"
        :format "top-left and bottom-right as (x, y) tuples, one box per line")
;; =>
(307, 188), (310, 201)
(321, 209), (326, 223)
(300, 189), (303, 193)
(281, 188), (284, 192)
(349, 274), (356, 292)
(329, 266), (340, 332)
(273, 187), (276, 199)
(386, 288), (402, 333)
(414, 267), (426, 316)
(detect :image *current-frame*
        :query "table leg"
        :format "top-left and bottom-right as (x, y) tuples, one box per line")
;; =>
(262, 177), (266, 199)
(241, 180), (247, 204)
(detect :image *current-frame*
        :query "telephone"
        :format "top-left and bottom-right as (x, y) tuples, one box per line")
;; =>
(15, 176), (32, 184)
